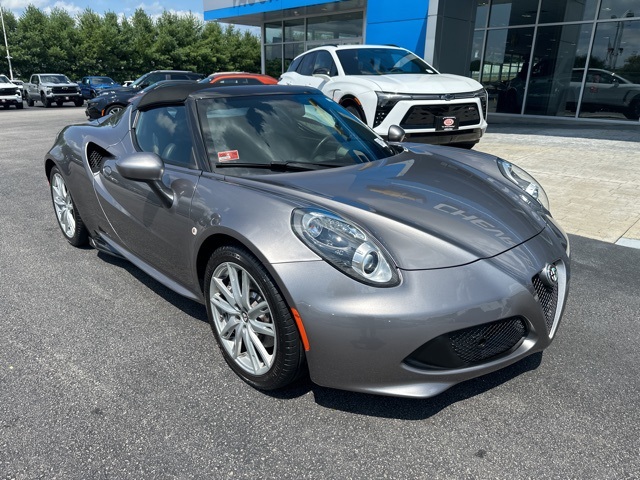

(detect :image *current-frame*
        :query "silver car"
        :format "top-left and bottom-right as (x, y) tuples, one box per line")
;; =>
(45, 83), (570, 398)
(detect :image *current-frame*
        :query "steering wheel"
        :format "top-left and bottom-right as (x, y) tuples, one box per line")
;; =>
(311, 136), (334, 160)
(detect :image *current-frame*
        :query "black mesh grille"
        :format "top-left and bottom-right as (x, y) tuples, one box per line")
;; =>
(532, 271), (559, 334)
(0, 87), (19, 95)
(404, 316), (528, 370)
(448, 317), (527, 364)
(400, 103), (481, 128)
(86, 144), (111, 173)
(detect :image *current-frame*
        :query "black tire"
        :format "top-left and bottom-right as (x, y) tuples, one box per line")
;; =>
(204, 245), (305, 391)
(624, 98), (640, 120)
(27, 97), (34, 107)
(56, 101), (63, 107)
(16, 102), (23, 110)
(41, 93), (50, 108)
(75, 98), (84, 107)
(105, 104), (124, 116)
(2, 105), (9, 109)
(49, 166), (89, 247)
(344, 103), (365, 123)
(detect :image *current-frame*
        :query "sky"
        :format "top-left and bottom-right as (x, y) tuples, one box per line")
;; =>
(3, 0), (208, 20)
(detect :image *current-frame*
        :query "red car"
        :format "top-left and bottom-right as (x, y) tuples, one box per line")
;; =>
(199, 72), (278, 86)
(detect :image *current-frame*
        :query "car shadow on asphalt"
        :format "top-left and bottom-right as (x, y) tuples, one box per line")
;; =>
(96, 251), (208, 322)
(268, 352), (543, 419)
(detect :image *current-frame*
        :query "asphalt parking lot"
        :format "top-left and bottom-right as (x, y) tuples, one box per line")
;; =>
(1, 106), (639, 479)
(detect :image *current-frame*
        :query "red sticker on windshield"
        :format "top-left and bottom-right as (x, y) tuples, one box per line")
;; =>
(218, 150), (240, 162)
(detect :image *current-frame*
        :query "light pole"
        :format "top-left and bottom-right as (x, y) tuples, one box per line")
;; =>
(0, 1), (13, 80)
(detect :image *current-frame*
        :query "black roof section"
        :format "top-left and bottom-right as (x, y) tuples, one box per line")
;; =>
(135, 83), (321, 110)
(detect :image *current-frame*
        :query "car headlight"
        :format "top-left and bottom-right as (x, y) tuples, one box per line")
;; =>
(291, 208), (399, 287)
(498, 158), (549, 210)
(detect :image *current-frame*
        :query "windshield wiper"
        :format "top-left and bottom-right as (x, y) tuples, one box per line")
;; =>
(214, 161), (343, 171)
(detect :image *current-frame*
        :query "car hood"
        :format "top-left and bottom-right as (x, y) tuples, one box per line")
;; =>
(40, 82), (78, 88)
(254, 150), (546, 269)
(357, 73), (482, 94)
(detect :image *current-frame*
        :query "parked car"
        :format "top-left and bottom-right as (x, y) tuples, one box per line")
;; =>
(570, 68), (640, 120)
(0, 74), (23, 109)
(7, 78), (26, 99)
(279, 45), (488, 148)
(85, 69), (203, 119)
(45, 82), (570, 398)
(25, 73), (83, 108)
(199, 72), (278, 85)
(78, 76), (121, 99)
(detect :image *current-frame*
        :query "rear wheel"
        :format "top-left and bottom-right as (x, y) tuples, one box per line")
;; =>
(204, 245), (305, 391)
(49, 167), (89, 247)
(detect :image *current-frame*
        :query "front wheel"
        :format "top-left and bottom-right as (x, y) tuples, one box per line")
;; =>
(27, 97), (34, 107)
(205, 245), (305, 390)
(41, 93), (50, 108)
(344, 104), (366, 123)
(75, 98), (84, 107)
(624, 98), (640, 120)
(49, 167), (89, 247)
(105, 104), (124, 116)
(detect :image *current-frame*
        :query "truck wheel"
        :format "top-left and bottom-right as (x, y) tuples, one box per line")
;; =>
(27, 97), (34, 107)
(16, 102), (24, 110)
(41, 93), (51, 108)
(75, 98), (84, 107)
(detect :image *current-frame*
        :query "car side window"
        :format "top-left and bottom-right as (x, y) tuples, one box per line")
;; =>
(134, 105), (196, 169)
(298, 52), (318, 76)
(314, 51), (337, 76)
(288, 56), (302, 72)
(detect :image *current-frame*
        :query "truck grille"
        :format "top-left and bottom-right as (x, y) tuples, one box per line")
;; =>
(0, 87), (18, 95)
(52, 86), (78, 94)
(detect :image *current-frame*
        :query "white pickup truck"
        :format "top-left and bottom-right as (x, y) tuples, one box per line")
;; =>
(0, 74), (23, 109)
(26, 73), (83, 108)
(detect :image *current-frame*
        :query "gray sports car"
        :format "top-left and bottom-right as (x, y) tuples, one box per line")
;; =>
(45, 83), (570, 398)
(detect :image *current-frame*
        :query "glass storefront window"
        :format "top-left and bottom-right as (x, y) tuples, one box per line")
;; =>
(524, 24), (593, 116)
(265, 22), (283, 44)
(539, 0), (598, 24)
(599, 0), (637, 21)
(284, 43), (305, 72)
(470, 30), (485, 81)
(284, 20), (305, 42)
(489, 0), (540, 27)
(481, 27), (534, 113)
(265, 44), (282, 79)
(475, 0), (489, 29)
(307, 12), (363, 42)
(580, 19), (640, 120)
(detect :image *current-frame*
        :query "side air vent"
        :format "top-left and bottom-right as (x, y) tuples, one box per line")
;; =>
(86, 143), (113, 173)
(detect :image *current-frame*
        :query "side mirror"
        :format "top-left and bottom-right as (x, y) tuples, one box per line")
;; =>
(387, 125), (406, 143)
(116, 152), (174, 207)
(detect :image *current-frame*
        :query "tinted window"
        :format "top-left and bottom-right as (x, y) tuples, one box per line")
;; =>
(135, 105), (195, 169)
(288, 56), (303, 72)
(336, 48), (436, 75)
(298, 52), (318, 76)
(314, 50), (337, 76)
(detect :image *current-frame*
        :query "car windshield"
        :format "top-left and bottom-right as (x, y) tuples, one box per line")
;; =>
(336, 48), (437, 76)
(0, 75), (11, 83)
(197, 93), (397, 173)
(42, 75), (71, 84)
(92, 77), (116, 84)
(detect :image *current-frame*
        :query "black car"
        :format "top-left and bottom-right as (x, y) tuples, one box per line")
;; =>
(85, 70), (203, 119)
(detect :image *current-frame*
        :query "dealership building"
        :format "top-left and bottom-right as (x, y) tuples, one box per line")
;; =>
(204, 0), (640, 123)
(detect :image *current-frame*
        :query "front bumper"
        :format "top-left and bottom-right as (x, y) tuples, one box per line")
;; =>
(373, 98), (488, 144)
(272, 224), (569, 398)
(0, 95), (23, 106)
